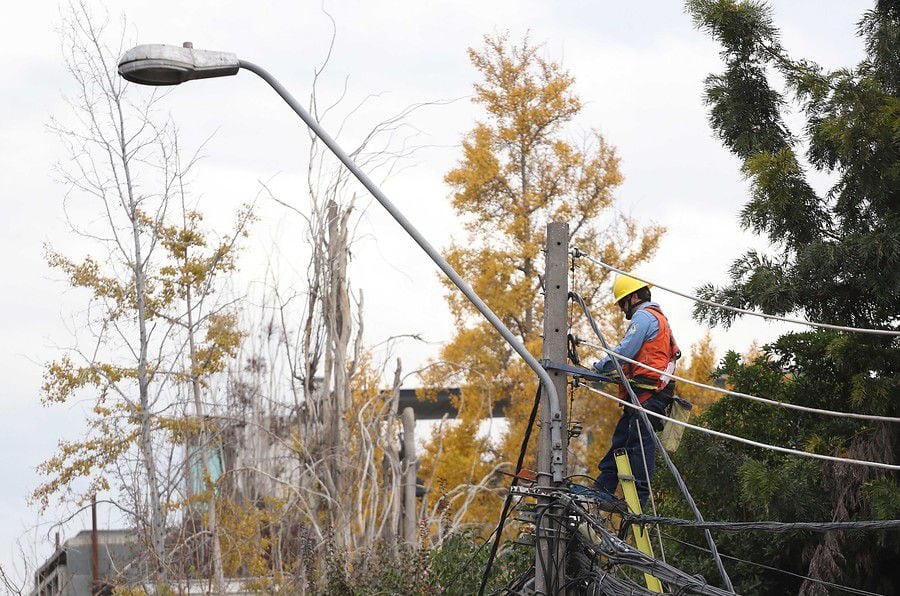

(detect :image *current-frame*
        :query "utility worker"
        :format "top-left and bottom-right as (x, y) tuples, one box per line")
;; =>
(591, 273), (680, 507)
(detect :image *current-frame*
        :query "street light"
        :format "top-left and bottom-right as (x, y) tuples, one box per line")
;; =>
(118, 43), (239, 85)
(117, 43), (566, 481)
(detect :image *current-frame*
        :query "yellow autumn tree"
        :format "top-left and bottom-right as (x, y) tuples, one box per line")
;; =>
(676, 332), (721, 414)
(36, 5), (254, 580)
(419, 33), (663, 529)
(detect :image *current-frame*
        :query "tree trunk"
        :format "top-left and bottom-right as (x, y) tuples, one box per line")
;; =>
(401, 407), (418, 548)
(121, 123), (166, 581)
(379, 361), (402, 555)
(185, 282), (226, 595)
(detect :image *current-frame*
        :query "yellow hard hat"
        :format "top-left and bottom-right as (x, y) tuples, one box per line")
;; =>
(612, 274), (650, 303)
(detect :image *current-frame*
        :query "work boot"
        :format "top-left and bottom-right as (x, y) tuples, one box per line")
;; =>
(566, 482), (627, 513)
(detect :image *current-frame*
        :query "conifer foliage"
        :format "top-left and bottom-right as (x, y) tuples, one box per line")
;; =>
(659, 2), (899, 593)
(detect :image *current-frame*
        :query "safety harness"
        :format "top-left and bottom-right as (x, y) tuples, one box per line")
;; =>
(613, 305), (681, 402)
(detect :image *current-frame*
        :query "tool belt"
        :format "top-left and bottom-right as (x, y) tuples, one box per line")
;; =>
(608, 372), (674, 402)
(631, 374), (675, 398)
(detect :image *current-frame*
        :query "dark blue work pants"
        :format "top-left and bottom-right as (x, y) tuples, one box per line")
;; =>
(595, 395), (666, 507)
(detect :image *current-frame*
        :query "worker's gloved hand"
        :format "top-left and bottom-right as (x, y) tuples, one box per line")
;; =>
(592, 361), (604, 372)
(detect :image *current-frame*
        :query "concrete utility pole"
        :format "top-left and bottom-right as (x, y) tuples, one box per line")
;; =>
(401, 407), (418, 547)
(536, 221), (569, 593)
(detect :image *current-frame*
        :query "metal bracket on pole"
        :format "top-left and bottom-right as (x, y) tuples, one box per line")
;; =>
(540, 359), (618, 385)
(551, 409), (564, 477)
(550, 410), (565, 482)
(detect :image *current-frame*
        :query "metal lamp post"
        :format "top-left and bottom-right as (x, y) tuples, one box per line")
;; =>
(117, 43), (567, 482)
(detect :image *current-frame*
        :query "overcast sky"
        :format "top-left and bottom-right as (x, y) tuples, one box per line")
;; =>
(0, 0), (872, 585)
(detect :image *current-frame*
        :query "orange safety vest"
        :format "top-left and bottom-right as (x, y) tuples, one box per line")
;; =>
(618, 305), (680, 403)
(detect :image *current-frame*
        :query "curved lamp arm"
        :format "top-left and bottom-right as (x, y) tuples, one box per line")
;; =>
(117, 44), (566, 481)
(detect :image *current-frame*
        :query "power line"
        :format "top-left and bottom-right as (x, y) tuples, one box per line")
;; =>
(580, 384), (900, 471)
(574, 251), (900, 337)
(559, 477), (893, 592)
(578, 338), (900, 423)
(629, 514), (900, 533)
(565, 497), (735, 595)
(661, 531), (885, 596)
(555, 486), (893, 594)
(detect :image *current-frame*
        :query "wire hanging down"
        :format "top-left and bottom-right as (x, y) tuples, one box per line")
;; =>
(476, 384), (543, 596)
(578, 338), (900, 424)
(580, 384), (900, 471)
(574, 250), (900, 337)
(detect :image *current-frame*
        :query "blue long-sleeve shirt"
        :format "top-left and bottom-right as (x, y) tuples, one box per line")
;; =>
(593, 302), (661, 374)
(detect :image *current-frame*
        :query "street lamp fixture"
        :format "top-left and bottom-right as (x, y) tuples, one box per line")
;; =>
(116, 43), (566, 481)
(118, 43), (239, 85)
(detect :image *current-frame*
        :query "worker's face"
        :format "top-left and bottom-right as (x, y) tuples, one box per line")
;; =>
(617, 294), (633, 317)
